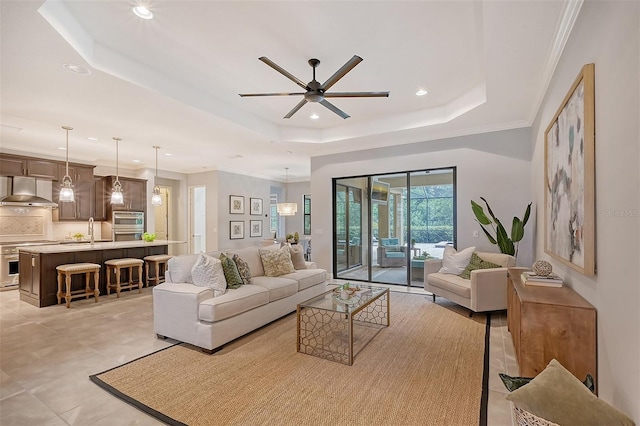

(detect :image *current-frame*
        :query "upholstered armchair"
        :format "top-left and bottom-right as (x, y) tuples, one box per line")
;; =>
(424, 250), (516, 313)
(377, 238), (407, 267)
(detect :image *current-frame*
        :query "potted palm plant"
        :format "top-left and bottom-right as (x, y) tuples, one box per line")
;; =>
(471, 197), (531, 259)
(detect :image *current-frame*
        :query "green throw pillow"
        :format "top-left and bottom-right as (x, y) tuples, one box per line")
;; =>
(219, 253), (243, 289)
(506, 359), (634, 426)
(232, 254), (251, 285)
(458, 252), (501, 279)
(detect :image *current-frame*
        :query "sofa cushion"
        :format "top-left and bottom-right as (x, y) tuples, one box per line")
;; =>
(427, 272), (471, 298)
(198, 285), (269, 322)
(191, 253), (227, 297)
(289, 245), (307, 270)
(439, 246), (475, 275)
(380, 238), (399, 246)
(219, 253), (243, 289)
(384, 245), (402, 252)
(226, 246), (265, 277)
(280, 269), (327, 291)
(250, 276), (298, 301)
(259, 245), (295, 277)
(167, 253), (200, 283)
(459, 252), (501, 279)
(232, 254), (252, 285)
(507, 359), (634, 426)
(385, 251), (405, 258)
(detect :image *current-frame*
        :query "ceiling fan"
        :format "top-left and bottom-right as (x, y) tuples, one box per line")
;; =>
(239, 55), (389, 119)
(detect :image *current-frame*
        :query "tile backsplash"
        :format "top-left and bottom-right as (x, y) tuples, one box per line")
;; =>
(0, 206), (52, 242)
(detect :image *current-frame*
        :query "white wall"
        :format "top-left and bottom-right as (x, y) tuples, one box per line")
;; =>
(530, 1), (639, 419)
(310, 127), (533, 276)
(284, 181), (310, 237)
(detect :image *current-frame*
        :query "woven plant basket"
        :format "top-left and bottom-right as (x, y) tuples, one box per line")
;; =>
(513, 404), (560, 426)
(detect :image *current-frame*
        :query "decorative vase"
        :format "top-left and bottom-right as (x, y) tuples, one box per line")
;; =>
(340, 289), (349, 300)
(532, 260), (553, 276)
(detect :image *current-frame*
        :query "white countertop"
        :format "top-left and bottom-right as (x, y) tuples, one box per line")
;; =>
(18, 240), (186, 254)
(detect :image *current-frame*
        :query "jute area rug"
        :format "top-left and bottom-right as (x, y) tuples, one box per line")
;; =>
(91, 293), (489, 426)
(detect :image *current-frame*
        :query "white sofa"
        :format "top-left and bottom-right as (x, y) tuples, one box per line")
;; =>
(153, 245), (327, 352)
(424, 251), (516, 313)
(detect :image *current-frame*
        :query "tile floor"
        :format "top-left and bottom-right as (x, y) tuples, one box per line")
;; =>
(0, 285), (517, 425)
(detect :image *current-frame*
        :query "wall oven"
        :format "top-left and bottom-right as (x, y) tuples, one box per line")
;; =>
(112, 211), (144, 242)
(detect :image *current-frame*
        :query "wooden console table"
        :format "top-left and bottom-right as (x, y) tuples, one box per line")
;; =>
(507, 268), (597, 391)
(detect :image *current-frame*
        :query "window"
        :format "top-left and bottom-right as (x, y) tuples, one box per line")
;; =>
(270, 194), (278, 238)
(304, 195), (311, 235)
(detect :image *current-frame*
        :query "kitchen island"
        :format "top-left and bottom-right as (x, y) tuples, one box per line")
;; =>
(19, 240), (185, 307)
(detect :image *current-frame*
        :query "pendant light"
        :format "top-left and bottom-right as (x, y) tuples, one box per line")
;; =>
(110, 137), (124, 205)
(59, 126), (75, 203)
(151, 145), (162, 207)
(276, 167), (298, 216)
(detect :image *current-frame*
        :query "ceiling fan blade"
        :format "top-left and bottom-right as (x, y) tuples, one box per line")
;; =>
(320, 55), (363, 91)
(239, 92), (305, 97)
(320, 99), (350, 119)
(259, 57), (308, 91)
(324, 91), (390, 98)
(283, 99), (308, 119)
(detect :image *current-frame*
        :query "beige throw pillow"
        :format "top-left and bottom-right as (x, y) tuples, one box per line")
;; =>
(438, 246), (475, 275)
(289, 245), (307, 270)
(507, 359), (634, 426)
(259, 245), (295, 277)
(190, 253), (227, 297)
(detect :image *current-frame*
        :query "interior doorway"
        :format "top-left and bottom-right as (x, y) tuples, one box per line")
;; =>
(153, 186), (171, 240)
(189, 185), (206, 254)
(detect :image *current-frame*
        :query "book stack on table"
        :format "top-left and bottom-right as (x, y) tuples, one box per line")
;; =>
(520, 271), (563, 287)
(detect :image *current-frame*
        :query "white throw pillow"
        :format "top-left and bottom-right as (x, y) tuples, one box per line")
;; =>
(438, 246), (476, 275)
(191, 253), (227, 297)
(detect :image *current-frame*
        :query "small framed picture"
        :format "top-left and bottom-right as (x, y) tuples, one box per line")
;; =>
(250, 220), (262, 237)
(230, 195), (244, 214)
(230, 221), (244, 239)
(250, 198), (263, 216)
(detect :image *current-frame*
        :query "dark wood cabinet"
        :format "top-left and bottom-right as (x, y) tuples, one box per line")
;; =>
(0, 154), (58, 179)
(54, 164), (96, 221)
(507, 268), (597, 391)
(19, 252), (40, 297)
(93, 177), (107, 221)
(104, 175), (147, 219)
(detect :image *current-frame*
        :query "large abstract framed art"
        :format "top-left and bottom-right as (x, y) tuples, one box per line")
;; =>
(544, 63), (595, 276)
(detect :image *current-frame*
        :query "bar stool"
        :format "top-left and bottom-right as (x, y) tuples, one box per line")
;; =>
(105, 258), (144, 298)
(144, 254), (173, 287)
(56, 263), (101, 308)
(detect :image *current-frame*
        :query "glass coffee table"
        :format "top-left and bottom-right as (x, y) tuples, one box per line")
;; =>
(296, 285), (389, 365)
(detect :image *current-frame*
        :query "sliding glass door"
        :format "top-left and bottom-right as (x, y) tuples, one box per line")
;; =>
(334, 168), (455, 287)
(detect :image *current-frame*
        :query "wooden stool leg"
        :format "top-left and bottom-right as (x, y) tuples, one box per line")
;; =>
(137, 264), (143, 293)
(155, 262), (160, 286)
(115, 267), (121, 298)
(145, 262), (150, 287)
(93, 269), (100, 303)
(107, 266), (112, 296)
(85, 272), (91, 299)
(57, 272), (63, 305)
(65, 273), (72, 308)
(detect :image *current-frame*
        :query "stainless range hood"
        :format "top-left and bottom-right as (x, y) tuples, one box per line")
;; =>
(0, 176), (58, 208)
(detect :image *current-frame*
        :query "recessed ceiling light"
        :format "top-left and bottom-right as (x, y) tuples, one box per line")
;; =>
(132, 159), (141, 163)
(164, 153), (172, 156)
(133, 5), (153, 20)
(58, 147), (66, 151)
(416, 88), (428, 96)
(63, 63), (91, 75)
(87, 137), (98, 141)
(310, 113), (319, 120)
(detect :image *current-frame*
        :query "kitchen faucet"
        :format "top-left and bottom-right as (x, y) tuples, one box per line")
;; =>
(88, 217), (94, 244)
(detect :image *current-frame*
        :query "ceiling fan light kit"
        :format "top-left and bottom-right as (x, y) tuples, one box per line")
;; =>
(240, 55), (389, 119)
